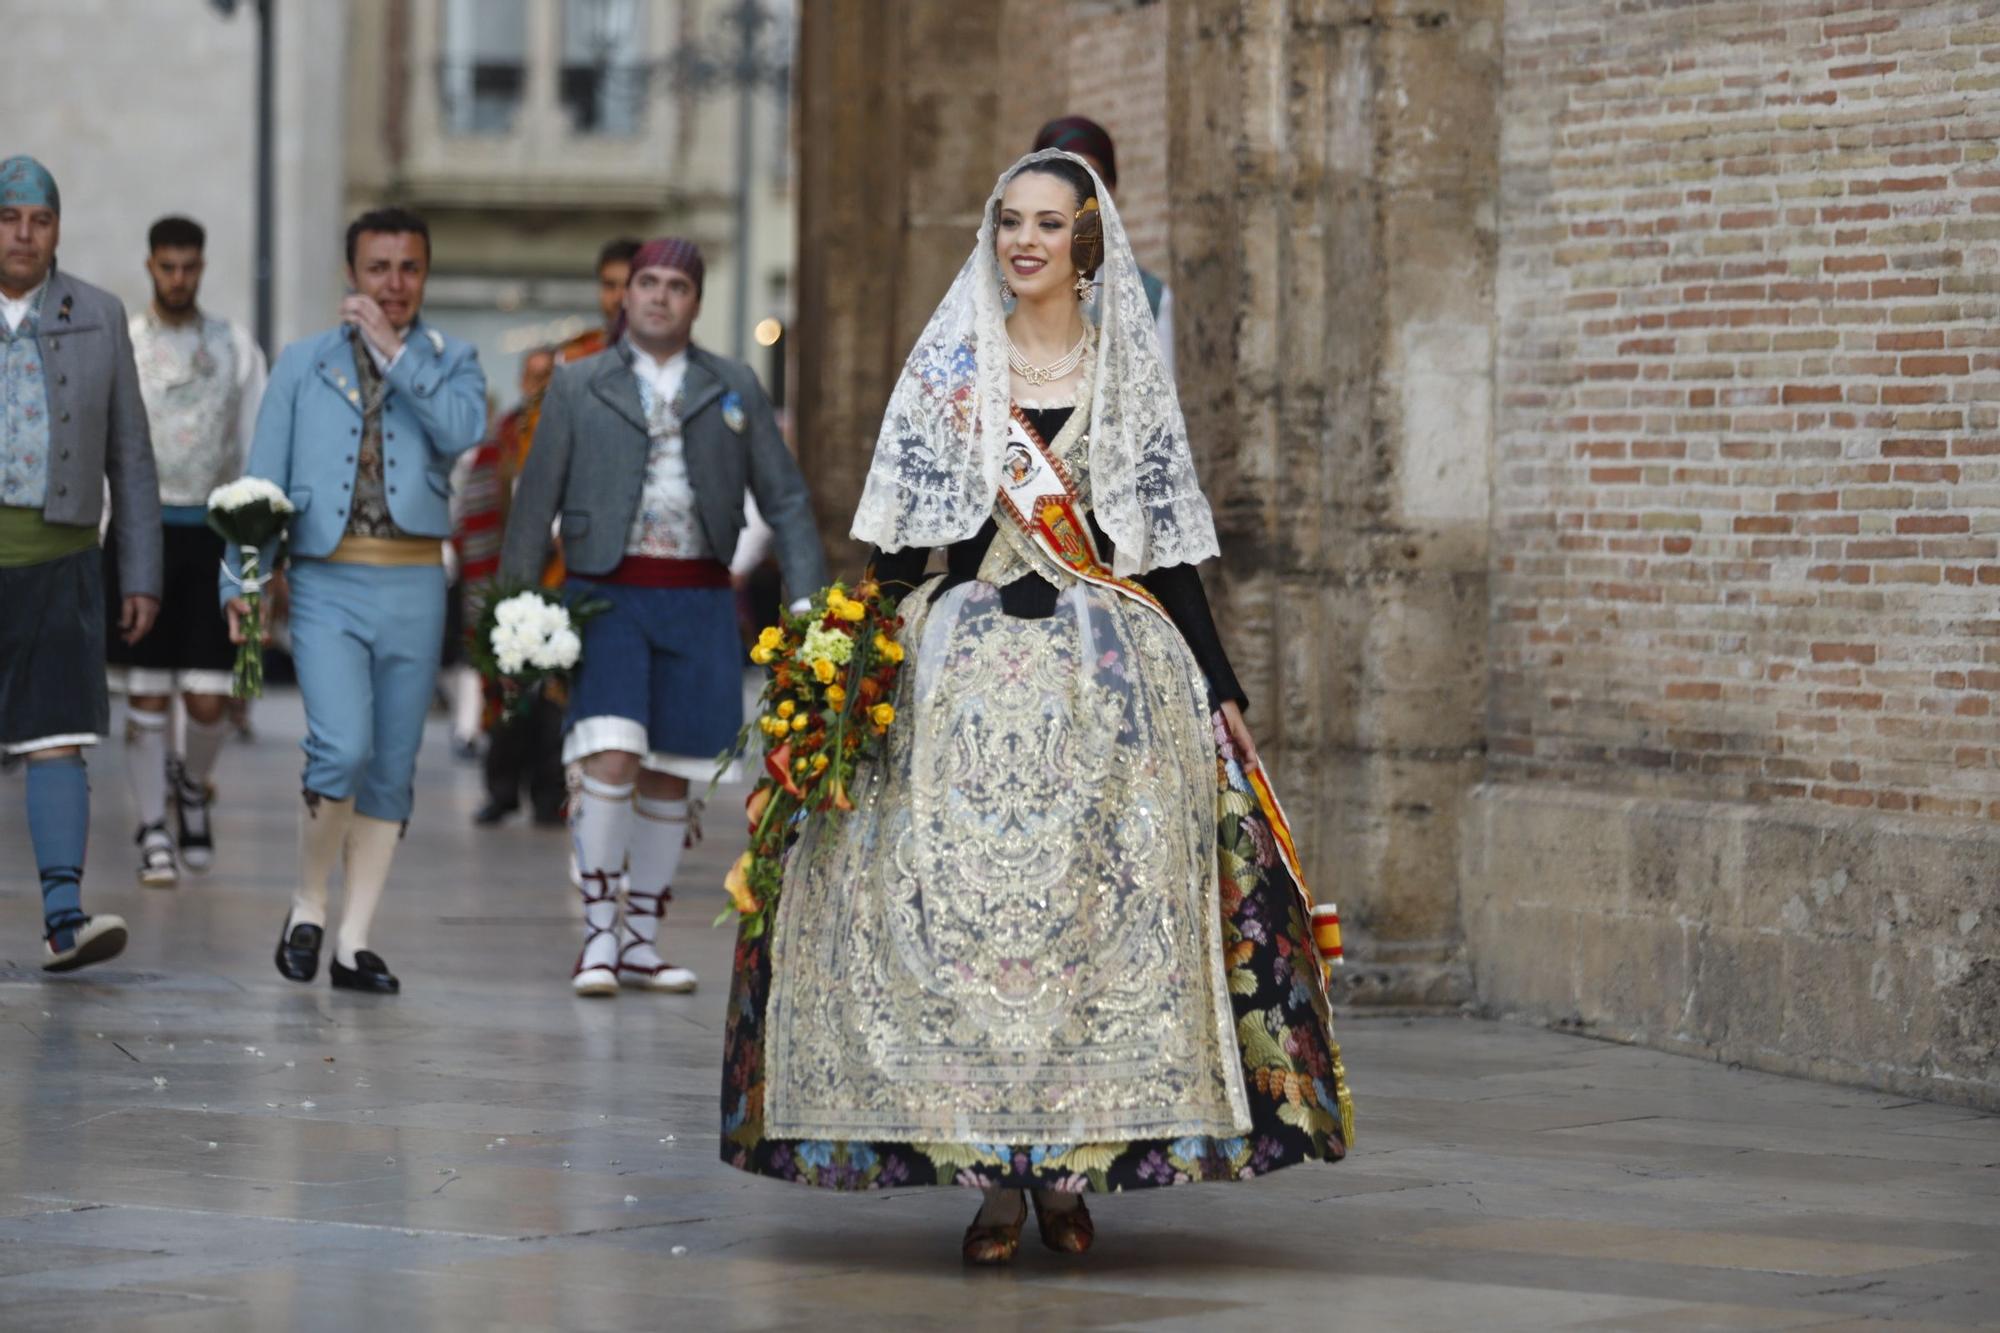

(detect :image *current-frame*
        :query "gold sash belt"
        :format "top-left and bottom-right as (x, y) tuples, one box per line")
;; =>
(325, 534), (443, 567)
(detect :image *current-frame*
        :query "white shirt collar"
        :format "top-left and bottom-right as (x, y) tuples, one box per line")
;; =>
(1, 277), (49, 334)
(626, 340), (689, 397)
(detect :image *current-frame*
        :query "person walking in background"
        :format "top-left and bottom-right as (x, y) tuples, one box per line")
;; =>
(555, 237), (642, 367)
(225, 207), (486, 996)
(1031, 116), (1177, 380)
(110, 214), (266, 888)
(501, 237), (826, 998)
(0, 156), (160, 972)
(455, 343), (566, 827)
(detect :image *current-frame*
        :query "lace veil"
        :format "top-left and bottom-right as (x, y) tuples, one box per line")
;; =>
(849, 149), (1219, 576)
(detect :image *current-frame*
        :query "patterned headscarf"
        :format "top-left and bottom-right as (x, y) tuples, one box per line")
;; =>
(630, 237), (705, 298)
(0, 156), (59, 214)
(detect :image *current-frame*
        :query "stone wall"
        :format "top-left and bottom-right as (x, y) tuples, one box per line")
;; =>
(1167, 0), (1500, 1005)
(1472, 0), (2000, 1108)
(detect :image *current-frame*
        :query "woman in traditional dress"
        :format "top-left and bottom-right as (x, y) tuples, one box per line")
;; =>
(720, 149), (1352, 1263)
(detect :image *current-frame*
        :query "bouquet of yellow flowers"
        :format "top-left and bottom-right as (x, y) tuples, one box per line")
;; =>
(718, 581), (906, 937)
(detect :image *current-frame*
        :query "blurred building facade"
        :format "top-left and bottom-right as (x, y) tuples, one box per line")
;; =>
(343, 0), (797, 401)
(1, 0), (350, 352)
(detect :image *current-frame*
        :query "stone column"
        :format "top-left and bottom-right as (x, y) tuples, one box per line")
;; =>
(1168, 0), (1500, 1005)
(793, 0), (1067, 575)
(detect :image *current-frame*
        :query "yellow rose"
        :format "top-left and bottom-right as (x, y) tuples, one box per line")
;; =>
(793, 756), (809, 774)
(882, 640), (905, 664)
(749, 645), (774, 666)
(776, 700), (796, 720)
(790, 714), (808, 732)
(812, 658), (837, 684)
(838, 599), (866, 623)
(870, 703), (896, 728)
(811, 753), (830, 773)
(755, 625), (786, 652)
(825, 684), (847, 708)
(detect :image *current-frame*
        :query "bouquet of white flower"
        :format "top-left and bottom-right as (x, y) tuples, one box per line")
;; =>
(206, 477), (295, 699)
(470, 584), (606, 722)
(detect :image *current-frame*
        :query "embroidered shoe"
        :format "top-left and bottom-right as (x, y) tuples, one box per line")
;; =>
(136, 821), (178, 888)
(170, 763), (215, 872)
(617, 884), (697, 993)
(43, 914), (129, 973)
(572, 870), (621, 997)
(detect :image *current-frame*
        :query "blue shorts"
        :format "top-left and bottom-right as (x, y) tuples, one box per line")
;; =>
(561, 581), (743, 775)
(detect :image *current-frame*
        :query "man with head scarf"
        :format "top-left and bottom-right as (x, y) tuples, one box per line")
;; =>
(0, 155), (161, 972)
(222, 206), (487, 997)
(1031, 116), (1177, 381)
(501, 236), (827, 999)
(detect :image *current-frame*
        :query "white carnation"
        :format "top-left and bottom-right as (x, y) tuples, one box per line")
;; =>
(495, 648), (526, 675)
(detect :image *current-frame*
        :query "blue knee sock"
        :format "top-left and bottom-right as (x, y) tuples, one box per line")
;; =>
(26, 754), (90, 942)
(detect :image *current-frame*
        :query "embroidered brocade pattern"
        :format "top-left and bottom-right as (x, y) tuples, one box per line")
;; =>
(133, 315), (241, 507)
(623, 378), (711, 559)
(720, 713), (1350, 1191)
(0, 288), (51, 509)
(763, 566), (1250, 1144)
(345, 332), (406, 539)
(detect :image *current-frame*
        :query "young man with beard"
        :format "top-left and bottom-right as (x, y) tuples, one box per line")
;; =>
(224, 207), (485, 995)
(0, 155), (161, 971)
(111, 215), (267, 887)
(501, 238), (825, 997)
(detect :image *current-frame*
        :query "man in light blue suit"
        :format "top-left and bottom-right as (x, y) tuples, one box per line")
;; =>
(222, 207), (485, 996)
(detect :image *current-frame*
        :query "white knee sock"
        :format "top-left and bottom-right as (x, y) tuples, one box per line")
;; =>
(628, 796), (688, 902)
(336, 815), (400, 967)
(622, 796), (689, 966)
(572, 774), (635, 882)
(295, 794), (353, 929)
(451, 666), (484, 745)
(124, 707), (170, 827)
(180, 713), (229, 789)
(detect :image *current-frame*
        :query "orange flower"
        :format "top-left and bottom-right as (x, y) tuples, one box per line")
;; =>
(724, 851), (761, 915)
(745, 785), (772, 832)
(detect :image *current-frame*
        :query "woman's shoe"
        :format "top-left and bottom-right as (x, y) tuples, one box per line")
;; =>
(962, 1189), (1027, 1266)
(1032, 1190), (1095, 1255)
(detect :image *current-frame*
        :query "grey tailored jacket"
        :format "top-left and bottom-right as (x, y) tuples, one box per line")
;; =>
(31, 268), (161, 597)
(500, 343), (827, 600)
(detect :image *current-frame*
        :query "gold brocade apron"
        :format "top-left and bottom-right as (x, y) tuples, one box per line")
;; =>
(764, 399), (1251, 1145)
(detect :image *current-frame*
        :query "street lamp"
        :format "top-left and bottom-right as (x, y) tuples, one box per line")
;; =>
(663, 1), (791, 361)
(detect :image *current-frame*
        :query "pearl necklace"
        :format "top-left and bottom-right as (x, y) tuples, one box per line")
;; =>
(1007, 327), (1091, 386)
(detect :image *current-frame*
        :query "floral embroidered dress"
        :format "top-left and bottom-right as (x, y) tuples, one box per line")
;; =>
(720, 384), (1352, 1192)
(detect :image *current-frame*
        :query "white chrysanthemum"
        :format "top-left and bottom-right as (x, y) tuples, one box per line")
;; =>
(533, 627), (582, 670)
(494, 594), (539, 629)
(495, 647), (526, 675)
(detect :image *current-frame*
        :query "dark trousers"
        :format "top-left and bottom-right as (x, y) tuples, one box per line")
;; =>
(484, 693), (565, 819)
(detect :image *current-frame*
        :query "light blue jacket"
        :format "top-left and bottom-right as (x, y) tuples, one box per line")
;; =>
(221, 320), (484, 595)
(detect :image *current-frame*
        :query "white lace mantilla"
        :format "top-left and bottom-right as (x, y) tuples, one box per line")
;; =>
(850, 148), (1218, 577)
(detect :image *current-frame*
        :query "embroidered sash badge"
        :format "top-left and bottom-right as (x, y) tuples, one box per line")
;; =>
(721, 390), (747, 435)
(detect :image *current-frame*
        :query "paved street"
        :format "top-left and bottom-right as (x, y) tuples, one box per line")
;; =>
(0, 693), (1995, 1332)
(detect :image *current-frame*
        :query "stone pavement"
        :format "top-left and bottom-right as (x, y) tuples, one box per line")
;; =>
(0, 692), (1995, 1332)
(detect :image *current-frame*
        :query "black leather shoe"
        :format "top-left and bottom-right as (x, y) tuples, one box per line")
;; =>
(275, 917), (323, 983)
(473, 800), (518, 827)
(330, 950), (400, 994)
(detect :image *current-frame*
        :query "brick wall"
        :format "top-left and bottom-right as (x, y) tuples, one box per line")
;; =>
(1495, 0), (2000, 821)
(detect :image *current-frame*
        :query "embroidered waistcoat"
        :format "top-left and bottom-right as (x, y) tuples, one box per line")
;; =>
(132, 312), (242, 506)
(0, 287), (53, 509)
(624, 373), (712, 559)
(345, 331), (410, 539)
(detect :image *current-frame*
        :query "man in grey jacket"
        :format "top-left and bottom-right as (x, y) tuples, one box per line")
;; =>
(0, 155), (161, 972)
(501, 236), (825, 998)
